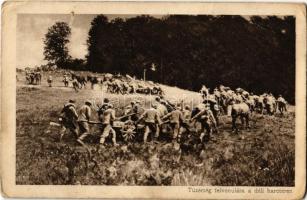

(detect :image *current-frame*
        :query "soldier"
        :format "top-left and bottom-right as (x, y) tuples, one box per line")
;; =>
(72, 78), (80, 92)
(178, 105), (192, 141)
(257, 94), (265, 114)
(246, 94), (256, 112)
(77, 100), (92, 144)
(97, 98), (110, 116)
(137, 104), (162, 143)
(47, 75), (53, 87)
(124, 101), (135, 115)
(63, 75), (69, 87)
(162, 105), (184, 142)
(277, 95), (287, 114)
(264, 93), (276, 115)
(156, 99), (168, 118)
(132, 100), (144, 121)
(155, 97), (168, 138)
(233, 89), (243, 103)
(105, 79), (112, 93)
(99, 103), (118, 146)
(123, 100), (141, 121)
(59, 100), (78, 141)
(191, 104), (217, 143)
(182, 105), (191, 125)
(158, 96), (175, 112)
(242, 91), (250, 102)
(203, 96), (219, 128)
(128, 82), (136, 94)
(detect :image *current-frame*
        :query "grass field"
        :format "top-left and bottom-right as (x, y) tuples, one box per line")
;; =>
(16, 71), (295, 186)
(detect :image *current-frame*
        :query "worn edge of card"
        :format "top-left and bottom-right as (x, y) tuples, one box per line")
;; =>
(1, 1), (306, 199)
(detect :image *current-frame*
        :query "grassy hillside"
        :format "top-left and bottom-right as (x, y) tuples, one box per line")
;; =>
(16, 71), (295, 186)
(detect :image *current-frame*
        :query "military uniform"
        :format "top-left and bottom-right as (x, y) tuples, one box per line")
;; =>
(72, 79), (79, 92)
(133, 102), (144, 121)
(60, 102), (78, 140)
(277, 95), (287, 113)
(47, 75), (53, 87)
(191, 105), (216, 142)
(63, 75), (69, 87)
(138, 108), (162, 142)
(179, 106), (192, 140)
(234, 93), (243, 103)
(163, 109), (184, 140)
(99, 106), (117, 145)
(77, 102), (92, 142)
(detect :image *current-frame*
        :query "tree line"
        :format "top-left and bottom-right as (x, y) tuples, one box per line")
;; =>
(44, 15), (295, 103)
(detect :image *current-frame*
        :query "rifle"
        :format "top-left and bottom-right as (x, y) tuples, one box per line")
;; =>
(79, 113), (136, 125)
(161, 120), (170, 125)
(117, 113), (135, 120)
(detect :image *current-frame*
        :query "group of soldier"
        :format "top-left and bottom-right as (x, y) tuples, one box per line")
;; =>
(25, 71), (42, 85)
(25, 71), (54, 88)
(104, 78), (164, 95)
(60, 73), (164, 95)
(200, 85), (288, 116)
(57, 80), (288, 149)
(59, 93), (221, 148)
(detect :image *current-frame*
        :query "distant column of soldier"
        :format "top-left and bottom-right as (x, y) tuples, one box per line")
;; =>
(25, 70), (42, 85)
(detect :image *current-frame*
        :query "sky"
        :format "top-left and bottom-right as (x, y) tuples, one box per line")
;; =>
(17, 14), (254, 69)
(17, 14), (146, 68)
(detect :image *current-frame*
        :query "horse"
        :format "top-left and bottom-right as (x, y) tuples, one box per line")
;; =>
(71, 74), (87, 89)
(87, 75), (99, 89)
(227, 102), (250, 133)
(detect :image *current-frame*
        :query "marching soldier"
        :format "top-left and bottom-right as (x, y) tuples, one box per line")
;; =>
(59, 100), (78, 141)
(72, 78), (80, 92)
(47, 75), (53, 87)
(137, 104), (162, 143)
(97, 98), (110, 116)
(191, 103), (217, 143)
(203, 96), (220, 127)
(99, 103), (118, 146)
(77, 100), (92, 144)
(277, 94), (287, 114)
(234, 90), (243, 103)
(63, 75), (69, 87)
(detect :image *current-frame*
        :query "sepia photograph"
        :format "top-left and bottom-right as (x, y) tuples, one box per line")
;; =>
(1, 2), (306, 199)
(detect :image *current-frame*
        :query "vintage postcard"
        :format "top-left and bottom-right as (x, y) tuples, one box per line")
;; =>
(1, 1), (306, 199)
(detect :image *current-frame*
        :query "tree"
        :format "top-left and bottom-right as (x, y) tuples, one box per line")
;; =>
(43, 22), (71, 68)
(86, 15), (109, 72)
(85, 15), (295, 104)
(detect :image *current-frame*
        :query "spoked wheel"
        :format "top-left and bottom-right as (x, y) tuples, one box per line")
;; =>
(122, 130), (136, 142)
